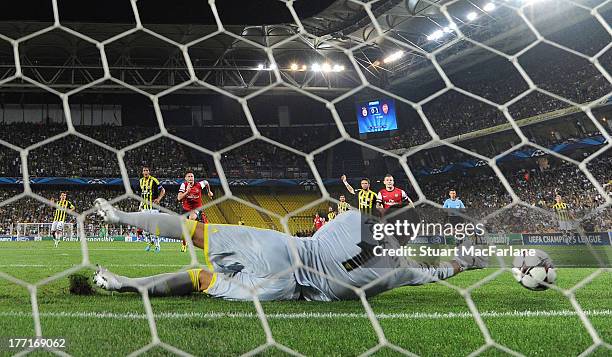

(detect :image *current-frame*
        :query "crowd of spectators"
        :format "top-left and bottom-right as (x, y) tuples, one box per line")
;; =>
(383, 16), (610, 147)
(0, 124), (339, 179)
(386, 59), (608, 150)
(219, 127), (332, 179)
(416, 154), (611, 233)
(0, 123), (206, 178)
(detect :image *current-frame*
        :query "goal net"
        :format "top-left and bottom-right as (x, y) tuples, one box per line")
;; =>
(15, 222), (76, 240)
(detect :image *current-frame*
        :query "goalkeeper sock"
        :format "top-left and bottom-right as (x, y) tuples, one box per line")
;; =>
(114, 211), (196, 240)
(114, 270), (201, 296)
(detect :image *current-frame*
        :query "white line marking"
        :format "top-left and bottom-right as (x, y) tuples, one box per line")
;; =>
(1, 309), (610, 320)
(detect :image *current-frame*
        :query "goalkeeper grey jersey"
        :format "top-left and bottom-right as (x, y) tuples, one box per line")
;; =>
(204, 211), (453, 301)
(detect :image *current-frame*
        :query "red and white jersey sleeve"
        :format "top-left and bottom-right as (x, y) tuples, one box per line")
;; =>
(198, 180), (209, 190)
(179, 182), (188, 193)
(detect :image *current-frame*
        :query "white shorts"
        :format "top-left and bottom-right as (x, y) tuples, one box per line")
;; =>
(559, 220), (574, 231)
(140, 209), (160, 214)
(51, 221), (64, 233)
(138, 209), (160, 237)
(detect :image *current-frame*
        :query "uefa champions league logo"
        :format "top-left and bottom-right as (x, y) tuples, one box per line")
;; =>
(160, 179), (178, 185)
(228, 179), (249, 186)
(430, 236), (443, 244)
(14, 178), (33, 184)
(87, 179), (107, 185)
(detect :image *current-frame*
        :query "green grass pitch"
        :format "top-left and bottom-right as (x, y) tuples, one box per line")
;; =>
(0, 241), (610, 357)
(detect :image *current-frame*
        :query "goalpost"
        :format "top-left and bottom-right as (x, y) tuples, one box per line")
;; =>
(15, 222), (76, 240)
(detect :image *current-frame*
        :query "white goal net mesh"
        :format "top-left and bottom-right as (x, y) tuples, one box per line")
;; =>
(0, 0), (610, 356)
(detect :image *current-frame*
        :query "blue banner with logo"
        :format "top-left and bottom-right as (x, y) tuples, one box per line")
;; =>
(0, 177), (329, 187)
(522, 233), (611, 246)
(407, 235), (446, 244)
(417, 135), (607, 176)
(0, 236), (41, 242)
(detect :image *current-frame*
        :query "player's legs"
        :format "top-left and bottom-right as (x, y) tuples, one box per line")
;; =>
(152, 236), (160, 253)
(94, 199), (213, 296)
(51, 222), (57, 247)
(94, 265), (298, 301)
(181, 211), (199, 252)
(51, 221), (63, 248)
(559, 220), (573, 238)
(143, 209), (161, 253)
(94, 265), (213, 296)
(53, 231), (60, 248)
(138, 229), (151, 251)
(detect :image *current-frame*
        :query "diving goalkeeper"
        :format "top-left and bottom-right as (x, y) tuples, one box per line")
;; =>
(93, 198), (485, 301)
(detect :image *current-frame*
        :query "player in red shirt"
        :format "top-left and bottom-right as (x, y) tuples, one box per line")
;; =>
(376, 174), (413, 214)
(312, 212), (326, 232)
(177, 171), (213, 252)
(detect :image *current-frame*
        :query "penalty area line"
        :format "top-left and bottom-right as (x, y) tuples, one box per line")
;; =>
(1, 309), (610, 320)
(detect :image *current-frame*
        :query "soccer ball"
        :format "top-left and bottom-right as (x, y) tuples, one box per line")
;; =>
(511, 249), (557, 291)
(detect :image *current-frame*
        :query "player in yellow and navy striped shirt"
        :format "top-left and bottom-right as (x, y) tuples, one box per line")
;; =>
(552, 194), (574, 235)
(341, 175), (376, 216)
(51, 192), (75, 248)
(337, 195), (351, 214)
(327, 206), (336, 221)
(139, 166), (165, 211)
(138, 166), (165, 252)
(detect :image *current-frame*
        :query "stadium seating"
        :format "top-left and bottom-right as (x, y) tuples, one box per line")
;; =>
(222, 197), (271, 229)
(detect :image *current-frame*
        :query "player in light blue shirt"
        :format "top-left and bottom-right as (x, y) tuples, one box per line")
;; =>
(443, 190), (468, 244)
(443, 190), (465, 209)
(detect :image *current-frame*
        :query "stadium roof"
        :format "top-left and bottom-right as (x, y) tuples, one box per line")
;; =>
(0, 0), (608, 95)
